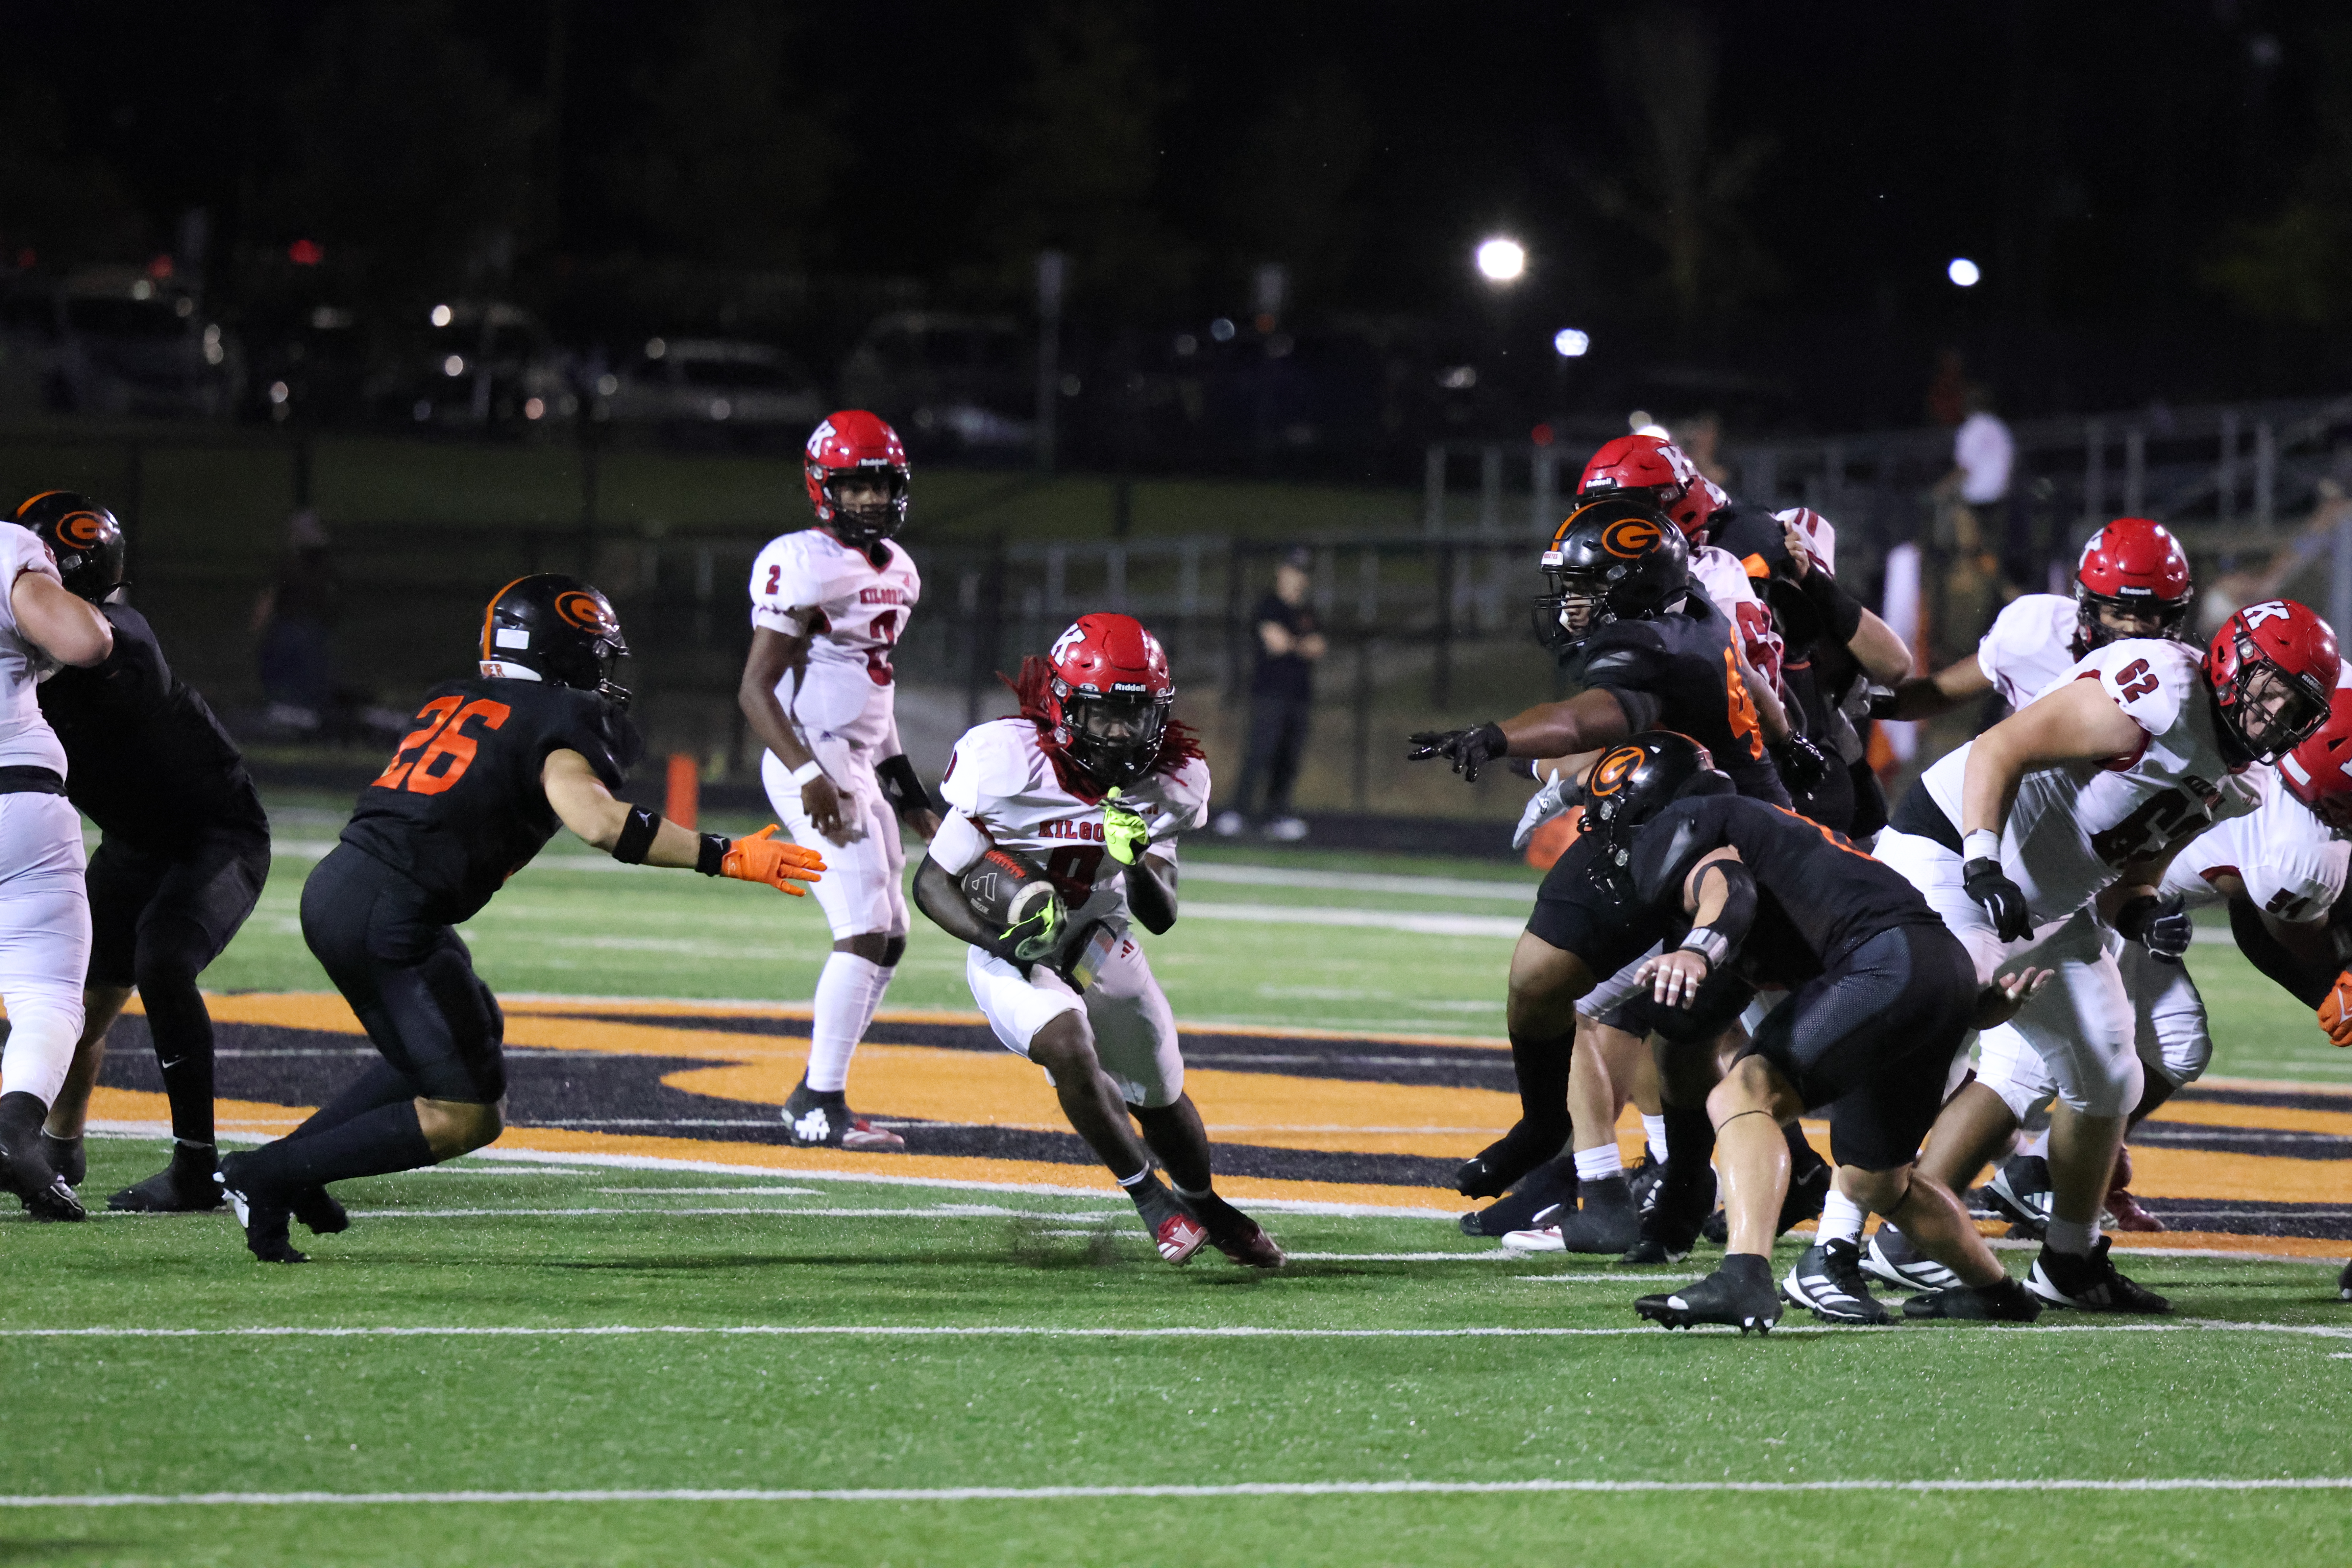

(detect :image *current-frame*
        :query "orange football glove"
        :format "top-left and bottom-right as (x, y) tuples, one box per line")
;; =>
(2320, 970), (2352, 1047)
(721, 824), (825, 896)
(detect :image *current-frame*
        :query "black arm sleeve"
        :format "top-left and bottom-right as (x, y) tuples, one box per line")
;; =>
(2229, 898), (2337, 1008)
(1689, 858), (1759, 952)
(1600, 686), (1661, 733)
(1797, 564), (1866, 645)
(876, 754), (935, 818)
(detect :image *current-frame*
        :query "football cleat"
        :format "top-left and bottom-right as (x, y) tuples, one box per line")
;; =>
(1984, 1153), (2054, 1238)
(1149, 1208), (1209, 1265)
(1778, 1149), (1832, 1234)
(1635, 1257), (1782, 1333)
(781, 1085), (908, 1153)
(1186, 1190), (1284, 1268)
(1621, 1165), (1715, 1266)
(2026, 1236), (2169, 1313)
(1627, 1151), (1664, 1214)
(41, 1131), (84, 1188)
(1781, 1239), (1891, 1325)
(1861, 1225), (1963, 1293)
(1549, 1174), (1641, 1254)
(292, 1185), (350, 1235)
(0, 1093), (82, 1222)
(1902, 1275), (2042, 1322)
(2104, 1146), (2163, 1232)
(1461, 1155), (1577, 1237)
(1500, 1217), (1566, 1255)
(107, 1144), (224, 1214)
(215, 1166), (307, 1265)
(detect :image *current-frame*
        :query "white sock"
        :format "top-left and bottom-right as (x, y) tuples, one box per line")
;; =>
(856, 961), (898, 1038)
(807, 952), (884, 1094)
(1641, 1114), (1669, 1162)
(1573, 1144), (1624, 1182)
(1817, 1189), (1867, 1246)
(2044, 1216), (2099, 1257)
(2018, 1128), (2050, 1158)
(0, 1002), (78, 1106)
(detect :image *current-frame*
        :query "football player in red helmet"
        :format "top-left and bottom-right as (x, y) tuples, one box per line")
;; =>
(911, 613), (1283, 1269)
(740, 413), (936, 1153)
(2206, 598), (2339, 761)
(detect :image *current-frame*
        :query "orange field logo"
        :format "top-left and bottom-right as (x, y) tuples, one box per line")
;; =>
(555, 590), (617, 635)
(1600, 516), (1662, 559)
(1589, 744), (1645, 796)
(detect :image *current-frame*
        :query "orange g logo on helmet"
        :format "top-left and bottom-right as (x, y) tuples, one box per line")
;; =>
(1589, 745), (1645, 797)
(56, 511), (106, 548)
(1600, 517), (1663, 560)
(554, 591), (616, 635)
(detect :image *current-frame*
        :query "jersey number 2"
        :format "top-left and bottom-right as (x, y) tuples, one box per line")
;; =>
(372, 696), (513, 795)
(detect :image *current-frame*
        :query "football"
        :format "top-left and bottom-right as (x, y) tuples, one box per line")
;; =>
(960, 845), (1065, 944)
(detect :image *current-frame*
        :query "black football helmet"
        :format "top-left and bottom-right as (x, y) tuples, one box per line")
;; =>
(13, 492), (126, 603)
(479, 573), (631, 709)
(1582, 730), (1735, 886)
(1533, 496), (1690, 654)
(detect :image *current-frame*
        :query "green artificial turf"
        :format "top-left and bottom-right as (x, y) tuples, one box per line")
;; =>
(2, 1143), (2347, 1567)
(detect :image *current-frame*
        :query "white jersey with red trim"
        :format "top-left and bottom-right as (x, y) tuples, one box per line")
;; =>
(2162, 763), (2346, 922)
(1688, 544), (1782, 688)
(936, 717), (1211, 957)
(1773, 506), (1837, 579)
(747, 529), (920, 751)
(1975, 593), (2082, 711)
(1921, 637), (2259, 923)
(0, 525), (66, 775)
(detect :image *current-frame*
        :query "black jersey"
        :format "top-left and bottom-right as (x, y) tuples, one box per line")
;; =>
(37, 604), (267, 851)
(1559, 593), (1789, 806)
(337, 676), (638, 923)
(1523, 811), (1683, 974)
(1627, 793), (1943, 985)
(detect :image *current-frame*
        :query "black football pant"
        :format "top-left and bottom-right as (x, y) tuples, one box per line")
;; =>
(1738, 923), (1979, 1172)
(1232, 693), (1313, 819)
(85, 831), (271, 1147)
(298, 846), (506, 1107)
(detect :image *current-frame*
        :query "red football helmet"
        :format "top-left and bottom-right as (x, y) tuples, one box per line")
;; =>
(2280, 663), (2352, 832)
(1044, 613), (1175, 786)
(1577, 434), (1723, 540)
(804, 411), (910, 548)
(2076, 517), (2194, 648)
(2206, 599), (2339, 760)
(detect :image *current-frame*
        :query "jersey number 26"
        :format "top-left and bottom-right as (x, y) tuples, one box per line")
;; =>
(372, 695), (512, 796)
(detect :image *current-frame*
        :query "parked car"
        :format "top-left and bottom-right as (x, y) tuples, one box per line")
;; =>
(369, 299), (575, 431)
(45, 266), (239, 419)
(243, 302), (372, 425)
(599, 337), (825, 431)
(837, 311), (1035, 453)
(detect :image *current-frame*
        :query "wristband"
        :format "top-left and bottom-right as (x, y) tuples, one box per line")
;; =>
(1963, 830), (2001, 864)
(695, 832), (731, 876)
(876, 753), (934, 816)
(1678, 927), (1730, 969)
(612, 806), (661, 865)
(788, 759), (824, 787)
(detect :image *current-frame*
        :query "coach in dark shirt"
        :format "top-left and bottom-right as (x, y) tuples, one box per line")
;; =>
(1215, 546), (1325, 841)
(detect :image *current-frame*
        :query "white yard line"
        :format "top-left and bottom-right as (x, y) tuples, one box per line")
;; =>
(4, 1476), (2349, 1508)
(1182, 863), (1538, 902)
(4, 1318), (2347, 1342)
(1180, 903), (1523, 938)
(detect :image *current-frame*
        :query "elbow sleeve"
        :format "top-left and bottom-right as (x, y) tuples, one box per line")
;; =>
(1604, 686), (1661, 733)
(1693, 860), (1759, 949)
(1799, 567), (1866, 645)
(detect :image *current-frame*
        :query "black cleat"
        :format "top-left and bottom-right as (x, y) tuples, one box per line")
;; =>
(291, 1186), (349, 1235)
(781, 1083), (906, 1152)
(1777, 1155), (1832, 1236)
(1781, 1239), (1891, 1324)
(41, 1131), (84, 1188)
(1186, 1189), (1285, 1268)
(2026, 1236), (2168, 1313)
(1549, 1173), (1641, 1254)
(0, 1092), (82, 1222)
(1460, 1156), (1578, 1237)
(1984, 1154), (2054, 1239)
(107, 1142), (224, 1213)
(1635, 1255), (1782, 1333)
(1904, 1275), (2042, 1322)
(216, 1159), (307, 1264)
(1626, 1151), (1664, 1215)
(1454, 1123), (1568, 1201)
(1622, 1166), (1715, 1266)
(1861, 1224), (1963, 1293)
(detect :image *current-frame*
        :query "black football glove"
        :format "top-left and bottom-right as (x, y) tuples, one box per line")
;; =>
(1407, 722), (1510, 783)
(2115, 891), (2193, 964)
(1864, 686), (1901, 721)
(1769, 733), (1830, 794)
(1963, 856), (2034, 943)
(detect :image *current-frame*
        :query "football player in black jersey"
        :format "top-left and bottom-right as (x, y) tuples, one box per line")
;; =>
(215, 574), (825, 1262)
(10, 492), (274, 1214)
(1414, 498), (1802, 1252)
(1547, 734), (2047, 1331)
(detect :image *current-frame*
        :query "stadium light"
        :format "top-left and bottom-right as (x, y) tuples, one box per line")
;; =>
(1947, 257), (1981, 288)
(1475, 237), (1527, 284)
(1552, 328), (1590, 358)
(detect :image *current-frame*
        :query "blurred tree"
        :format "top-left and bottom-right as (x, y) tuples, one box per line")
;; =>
(2204, 28), (2352, 328)
(1583, 4), (1774, 331)
(984, 0), (1191, 311)
(1226, 66), (1373, 308)
(617, 1), (840, 270)
(264, 1), (540, 297)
